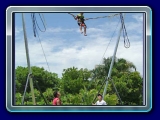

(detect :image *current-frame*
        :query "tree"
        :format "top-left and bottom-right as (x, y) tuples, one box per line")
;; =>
(15, 66), (59, 94)
(15, 57), (143, 106)
(61, 67), (91, 94)
(90, 57), (142, 105)
(111, 71), (143, 105)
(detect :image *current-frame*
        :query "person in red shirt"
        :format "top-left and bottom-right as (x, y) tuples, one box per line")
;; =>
(52, 91), (62, 105)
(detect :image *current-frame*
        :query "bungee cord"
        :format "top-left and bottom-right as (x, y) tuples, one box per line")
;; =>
(31, 13), (46, 37)
(31, 13), (50, 72)
(68, 13), (120, 20)
(99, 18), (121, 66)
(120, 13), (130, 48)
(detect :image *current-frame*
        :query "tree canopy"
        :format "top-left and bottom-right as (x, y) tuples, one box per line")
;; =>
(15, 57), (143, 105)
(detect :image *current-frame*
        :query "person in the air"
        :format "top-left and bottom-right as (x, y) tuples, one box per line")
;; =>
(74, 12), (88, 36)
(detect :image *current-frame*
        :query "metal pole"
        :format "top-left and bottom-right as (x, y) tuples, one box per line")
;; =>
(102, 13), (124, 98)
(22, 13), (36, 105)
(21, 73), (31, 105)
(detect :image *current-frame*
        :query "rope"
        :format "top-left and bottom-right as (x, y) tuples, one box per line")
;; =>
(41, 13), (47, 27)
(99, 18), (121, 65)
(35, 26), (51, 72)
(110, 78), (122, 105)
(86, 13), (120, 20)
(33, 78), (49, 105)
(120, 13), (130, 48)
(31, 13), (52, 105)
(31, 13), (37, 37)
(36, 13), (46, 32)
(31, 13), (46, 37)
(68, 13), (120, 20)
(31, 13), (51, 72)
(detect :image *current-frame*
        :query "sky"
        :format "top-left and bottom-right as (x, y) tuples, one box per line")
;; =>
(15, 13), (143, 78)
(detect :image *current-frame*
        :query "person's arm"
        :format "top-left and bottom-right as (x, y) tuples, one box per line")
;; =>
(74, 15), (78, 20)
(103, 101), (107, 105)
(92, 101), (97, 105)
(57, 99), (61, 105)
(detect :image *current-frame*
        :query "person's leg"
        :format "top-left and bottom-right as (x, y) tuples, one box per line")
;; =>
(83, 24), (87, 36)
(80, 25), (83, 33)
(78, 23), (83, 33)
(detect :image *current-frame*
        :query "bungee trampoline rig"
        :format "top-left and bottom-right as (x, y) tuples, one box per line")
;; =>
(20, 13), (130, 105)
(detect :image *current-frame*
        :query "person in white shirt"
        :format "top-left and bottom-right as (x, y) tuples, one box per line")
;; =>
(92, 94), (107, 105)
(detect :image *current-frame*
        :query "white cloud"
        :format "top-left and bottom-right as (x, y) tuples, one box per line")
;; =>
(46, 27), (76, 33)
(124, 22), (143, 35)
(132, 14), (143, 22)
(15, 14), (144, 78)
(15, 27), (23, 36)
(86, 27), (103, 34)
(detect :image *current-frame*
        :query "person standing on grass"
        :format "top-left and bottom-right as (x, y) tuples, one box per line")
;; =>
(52, 91), (62, 105)
(92, 93), (107, 105)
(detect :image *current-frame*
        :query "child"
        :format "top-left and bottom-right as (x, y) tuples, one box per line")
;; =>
(74, 13), (88, 36)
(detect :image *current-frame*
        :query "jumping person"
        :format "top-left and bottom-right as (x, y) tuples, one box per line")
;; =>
(92, 94), (107, 105)
(52, 91), (62, 105)
(74, 12), (88, 36)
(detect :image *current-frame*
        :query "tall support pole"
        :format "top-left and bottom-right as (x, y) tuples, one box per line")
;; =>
(22, 13), (36, 105)
(102, 13), (124, 98)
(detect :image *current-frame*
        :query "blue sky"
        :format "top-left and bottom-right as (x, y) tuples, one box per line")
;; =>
(15, 13), (143, 78)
